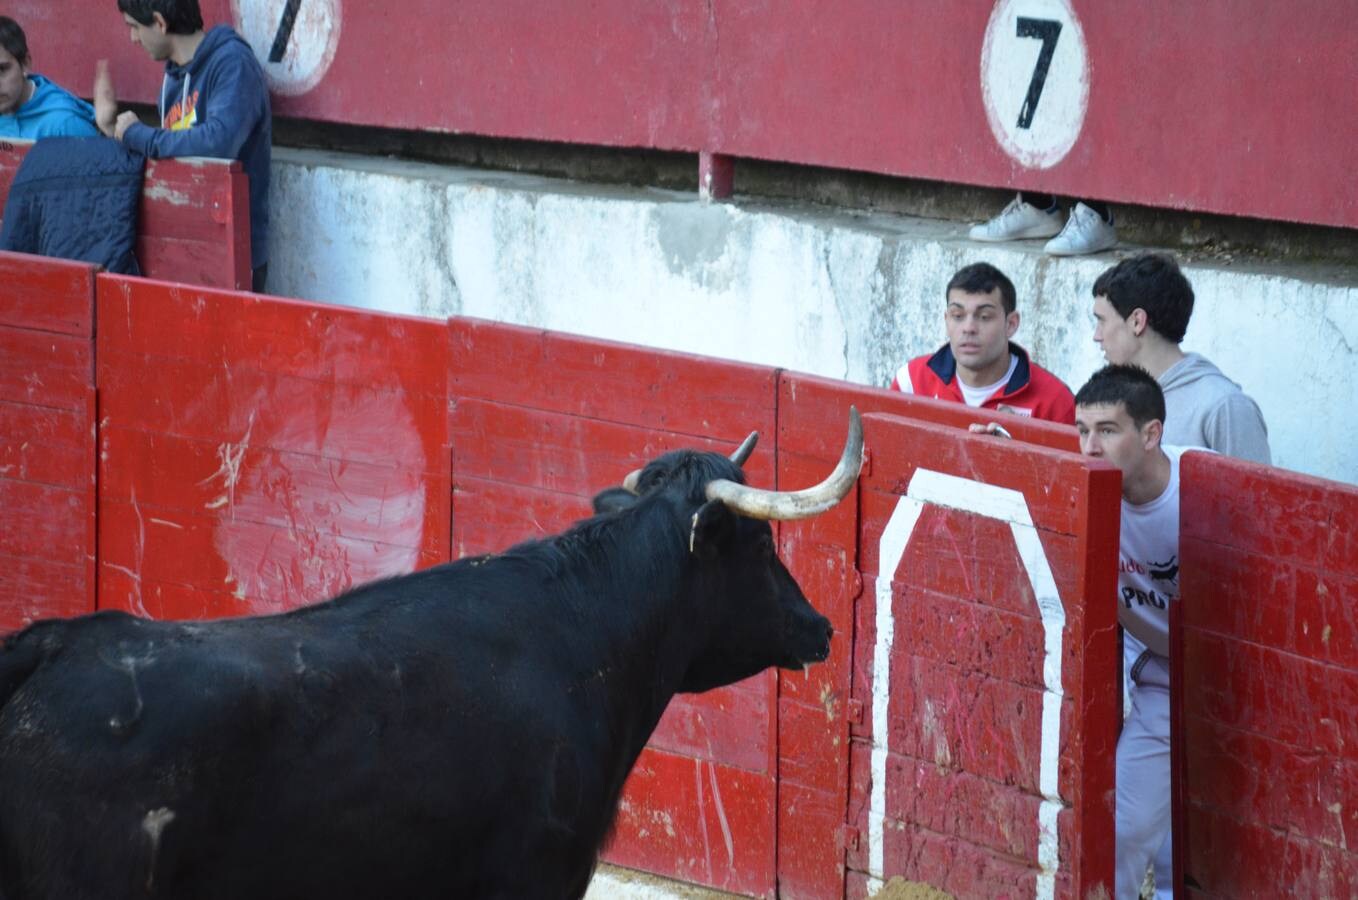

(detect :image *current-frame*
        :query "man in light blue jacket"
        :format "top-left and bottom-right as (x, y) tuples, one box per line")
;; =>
(0, 17), (100, 139)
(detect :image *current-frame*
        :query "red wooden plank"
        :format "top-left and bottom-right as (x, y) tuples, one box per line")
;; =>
(856, 414), (1092, 538)
(99, 277), (449, 391)
(0, 555), (92, 634)
(1184, 538), (1358, 670)
(100, 569), (275, 620)
(1182, 629), (1355, 761)
(98, 500), (432, 614)
(776, 450), (860, 707)
(774, 446), (859, 900)
(845, 742), (1045, 865)
(452, 399), (776, 501)
(139, 158), (251, 289)
(1184, 715), (1358, 853)
(100, 426), (446, 549)
(449, 317), (778, 438)
(778, 372), (1078, 463)
(0, 402), (91, 488)
(1181, 454), (1334, 569)
(1184, 806), (1358, 899)
(605, 748), (776, 899)
(0, 480), (88, 565)
(649, 678), (772, 775)
(97, 361), (447, 472)
(777, 781), (850, 898)
(1178, 452), (1358, 898)
(0, 326), (92, 410)
(846, 409), (1117, 897)
(452, 476), (595, 559)
(0, 251), (96, 336)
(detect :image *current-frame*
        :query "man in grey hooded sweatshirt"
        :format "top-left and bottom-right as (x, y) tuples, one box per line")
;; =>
(1090, 252), (1270, 464)
(1088, 250), (1269, 900)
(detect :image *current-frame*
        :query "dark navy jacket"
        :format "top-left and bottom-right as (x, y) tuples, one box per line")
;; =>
(121, 26), (271, 271)
(0, 137), (144, 274)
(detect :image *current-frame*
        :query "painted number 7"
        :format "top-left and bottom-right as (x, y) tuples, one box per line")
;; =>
(269, 0), (303, 63)
(1015, 17), (1062, 129)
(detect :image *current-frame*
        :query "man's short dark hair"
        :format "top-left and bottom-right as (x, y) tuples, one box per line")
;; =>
(117, 0), (203, 34)
(1075, 364), (1166, 430)
(947, 262), (1017, 314)
(0, 17), (31, 67)
(1091, 253), (1194, 344)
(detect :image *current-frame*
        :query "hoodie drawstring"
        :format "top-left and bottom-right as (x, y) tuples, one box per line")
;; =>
(158, 70), (192, 128)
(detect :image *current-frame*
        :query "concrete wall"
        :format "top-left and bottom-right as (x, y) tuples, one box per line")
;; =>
(269, 147), (1358, 486)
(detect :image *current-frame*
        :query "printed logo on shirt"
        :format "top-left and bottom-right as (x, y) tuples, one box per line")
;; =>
(164, 89), (200, 132)
(1148, 555), (1179, 586)
(1119, 558), (1146, 575)
(1120, 585), (1169, 611)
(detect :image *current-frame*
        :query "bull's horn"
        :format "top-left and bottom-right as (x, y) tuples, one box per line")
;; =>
(704, 407), (862, 520)
(622, 429), (762, 494)
(729, 431), (759, 466)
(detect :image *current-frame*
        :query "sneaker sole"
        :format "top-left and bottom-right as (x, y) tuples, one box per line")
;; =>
(969, 224), (1063, 242)
(1045, 237), (1117, 256)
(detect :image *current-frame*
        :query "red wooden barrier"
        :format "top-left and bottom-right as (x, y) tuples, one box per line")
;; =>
(1177, 455), (1358, 898)
(825, 406), (1119, 899)
(13, 0), (1358, 227)
(449, 317), (783, 896)
(0, 141), (251, 290)
(771, 373), (1080, 898)
(25, 264), (1332, 899)
(0, 252), (97, 632)
(95, 275), (450, 618)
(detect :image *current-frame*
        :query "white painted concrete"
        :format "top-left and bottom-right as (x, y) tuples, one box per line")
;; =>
(269, 147), (1358, 485)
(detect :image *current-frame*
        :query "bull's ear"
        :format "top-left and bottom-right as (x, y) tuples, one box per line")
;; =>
(690, 499), (736, 558)
(592, 487), (638, 515)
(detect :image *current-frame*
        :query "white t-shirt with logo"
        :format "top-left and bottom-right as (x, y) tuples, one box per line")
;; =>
(1117, 446), (1192, 657)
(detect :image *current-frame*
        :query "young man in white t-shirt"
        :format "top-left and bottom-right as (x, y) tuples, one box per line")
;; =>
(1075, 363), (1192, 900)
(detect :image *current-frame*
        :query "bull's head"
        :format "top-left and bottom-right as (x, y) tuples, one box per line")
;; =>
(594, 409), (862, 693)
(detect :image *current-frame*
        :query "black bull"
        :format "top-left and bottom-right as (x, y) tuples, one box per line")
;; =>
(0, 410), (862, 900)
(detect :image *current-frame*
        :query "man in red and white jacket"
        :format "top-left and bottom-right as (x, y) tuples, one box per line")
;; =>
(890, 262), (1076, 425)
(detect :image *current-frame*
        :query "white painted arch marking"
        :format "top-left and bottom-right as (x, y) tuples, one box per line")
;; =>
(867, 469), (1065, 899)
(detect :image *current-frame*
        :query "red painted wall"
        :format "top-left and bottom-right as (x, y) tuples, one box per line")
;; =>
(95, 277), (451, 617)
(1177, 454), (1358, 898)
(0, 253), (97, 632)
(449, 317), (784, 896)
(0, 269), (1185, 897)
(10, 1), (1356, 228)
(845, 412), (1118, 898)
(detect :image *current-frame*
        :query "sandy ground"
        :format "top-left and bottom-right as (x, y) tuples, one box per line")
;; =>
(585, 865), (747, 899)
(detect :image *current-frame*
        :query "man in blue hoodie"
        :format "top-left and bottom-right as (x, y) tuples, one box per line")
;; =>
(0, 17), (100, 139)
(98, 0), (271, 292)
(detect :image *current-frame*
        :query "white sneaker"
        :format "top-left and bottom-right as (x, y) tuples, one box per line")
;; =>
(1044, 202), (1117, 255)
(968, 194), (1063, 242)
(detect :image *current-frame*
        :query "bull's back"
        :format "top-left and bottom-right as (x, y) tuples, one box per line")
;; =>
(0, 601), (591, 898)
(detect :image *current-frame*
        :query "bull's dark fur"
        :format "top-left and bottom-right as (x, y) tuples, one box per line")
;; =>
(0, 448), (832, 900)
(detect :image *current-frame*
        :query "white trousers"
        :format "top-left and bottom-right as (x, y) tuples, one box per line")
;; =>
(1117, 648), (1172, 900)
(1123, 635), (1174, 898)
